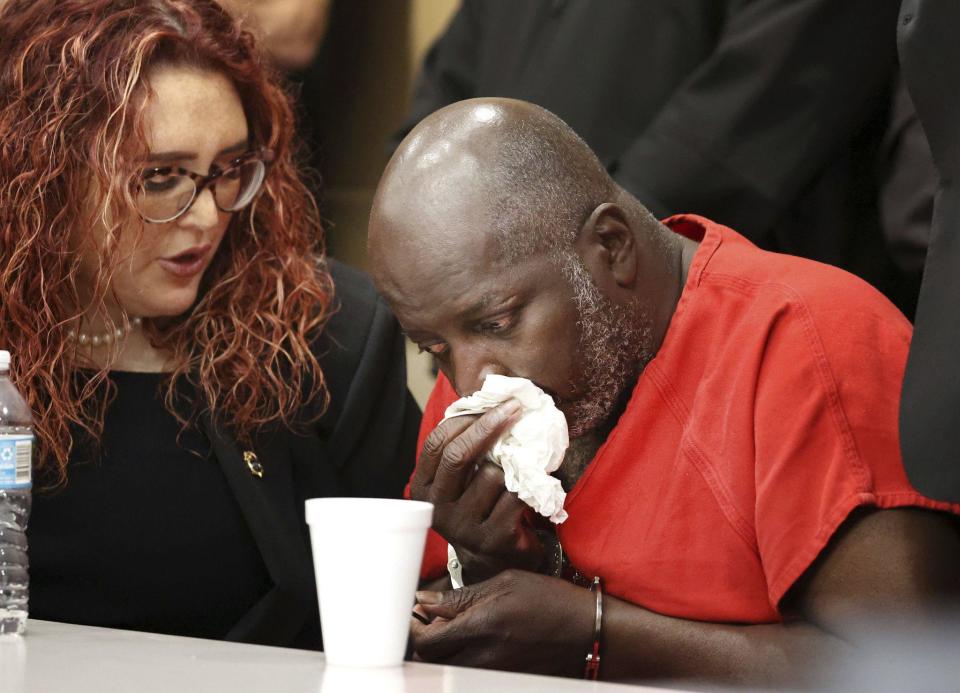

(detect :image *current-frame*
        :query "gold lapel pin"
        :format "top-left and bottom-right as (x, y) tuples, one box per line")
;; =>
(243, 450), (264, 478)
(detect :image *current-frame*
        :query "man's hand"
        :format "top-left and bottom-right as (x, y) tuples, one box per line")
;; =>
(413, 509), (958, 686)
(411, 569), (595, 676)
(410, 402), (545, 582)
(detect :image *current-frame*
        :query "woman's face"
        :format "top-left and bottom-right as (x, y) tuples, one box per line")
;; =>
(77, 64), (249, 321)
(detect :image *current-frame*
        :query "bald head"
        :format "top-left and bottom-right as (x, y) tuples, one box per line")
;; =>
(368, 99), (691, 433)
(369, 98), (619, 273)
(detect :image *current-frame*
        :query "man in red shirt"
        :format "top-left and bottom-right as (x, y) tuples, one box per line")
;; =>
(367, 98), (960, 685)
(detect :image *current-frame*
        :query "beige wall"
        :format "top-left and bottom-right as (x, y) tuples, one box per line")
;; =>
(409, 0), (459, 83)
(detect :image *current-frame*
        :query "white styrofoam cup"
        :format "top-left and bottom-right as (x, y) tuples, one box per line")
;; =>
(305, 497), (433, 668)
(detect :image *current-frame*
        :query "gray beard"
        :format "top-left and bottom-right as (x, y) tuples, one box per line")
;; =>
(557, 250), (657, 442)
(556, 429), (606, 491)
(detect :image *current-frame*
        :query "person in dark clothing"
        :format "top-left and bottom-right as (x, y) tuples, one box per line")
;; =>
(395, 0), (918, 315)
(0, 0), (419, 648)
(897, 0), (960, 503)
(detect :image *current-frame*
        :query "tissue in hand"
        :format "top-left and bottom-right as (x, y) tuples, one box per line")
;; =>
(442, 374), (569, 523)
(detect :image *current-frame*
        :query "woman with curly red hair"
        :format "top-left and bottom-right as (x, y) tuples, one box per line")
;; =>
(0, 0), (418, 646)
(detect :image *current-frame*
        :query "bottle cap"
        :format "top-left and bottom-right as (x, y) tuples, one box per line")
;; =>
(0, 350), (9, 370)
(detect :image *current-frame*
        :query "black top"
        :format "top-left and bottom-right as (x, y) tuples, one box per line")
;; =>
(897, 0), (960, 502)
(394, 0), (918, 315)
(30, 371), (272, 639)
(26, 260), (421, 648)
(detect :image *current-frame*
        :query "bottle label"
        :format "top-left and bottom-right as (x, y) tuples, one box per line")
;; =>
(0, 434), (32, 488)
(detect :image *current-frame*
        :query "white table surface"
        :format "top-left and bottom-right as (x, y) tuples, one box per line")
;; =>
(0, 620), (677, 693)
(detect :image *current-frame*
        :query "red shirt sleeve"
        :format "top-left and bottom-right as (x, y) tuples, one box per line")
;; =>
(752, 285), (958, 606)
(406, 373), (459, 580)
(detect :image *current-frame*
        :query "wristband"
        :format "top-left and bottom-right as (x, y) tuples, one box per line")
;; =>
(447, 543), (464, 589)
(584, 576), (603, 680)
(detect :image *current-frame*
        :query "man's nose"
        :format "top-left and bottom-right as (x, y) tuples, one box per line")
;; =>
(450, 346), (509, 396)
(180, 187), (220, 230)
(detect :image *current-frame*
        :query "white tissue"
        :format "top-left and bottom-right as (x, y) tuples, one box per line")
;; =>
(442, 375), (569, 523)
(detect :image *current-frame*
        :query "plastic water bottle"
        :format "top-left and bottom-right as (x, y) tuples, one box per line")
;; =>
(0, 350), (32, 636)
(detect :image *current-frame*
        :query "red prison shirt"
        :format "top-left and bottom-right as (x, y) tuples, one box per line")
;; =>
(412, 215), (960, 622)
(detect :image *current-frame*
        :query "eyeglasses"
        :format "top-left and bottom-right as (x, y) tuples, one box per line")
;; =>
(134, 148), (274, 224)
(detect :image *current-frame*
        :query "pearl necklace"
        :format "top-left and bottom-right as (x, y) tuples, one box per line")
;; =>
(67, 316), (142, 347)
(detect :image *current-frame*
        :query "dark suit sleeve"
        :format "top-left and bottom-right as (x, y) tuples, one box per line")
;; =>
(612, 0), (902, 238)
(388, 0), (479, 151)
(897, 0), (960, 503)
(313, 260), (420, 499)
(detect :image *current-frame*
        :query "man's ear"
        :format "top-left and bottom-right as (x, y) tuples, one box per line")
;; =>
(573, 203), (638, 289)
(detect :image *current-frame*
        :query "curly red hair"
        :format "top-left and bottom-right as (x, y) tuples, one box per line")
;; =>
(0, 0), (333, 485)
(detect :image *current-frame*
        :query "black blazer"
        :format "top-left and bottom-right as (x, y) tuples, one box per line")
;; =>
(394, 0), (913, 311)
(201, 260), (420, 647)
(898, 0), (960, 503)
